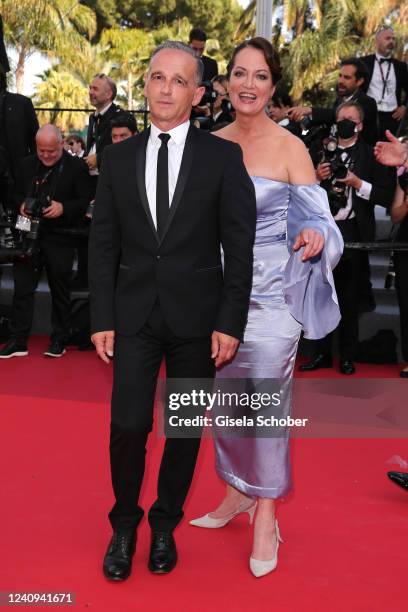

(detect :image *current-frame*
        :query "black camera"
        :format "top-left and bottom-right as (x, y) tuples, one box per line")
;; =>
(321, 138), (351, 212)
(24, 194), (49, 217)
(199, 81), (217, 106)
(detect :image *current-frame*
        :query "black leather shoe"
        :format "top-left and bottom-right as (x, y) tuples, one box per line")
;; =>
(148, 531), (177, 574)
(387, 471), (408, 491)
(339, 360), (355, 375)
(299, 354), (333, 372)
(103, 530), (136, 581)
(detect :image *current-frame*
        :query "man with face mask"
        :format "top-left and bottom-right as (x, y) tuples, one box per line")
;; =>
(360, 26), (408, 139)
(288, 58), (378, 145)
(299, 101), (396, 374)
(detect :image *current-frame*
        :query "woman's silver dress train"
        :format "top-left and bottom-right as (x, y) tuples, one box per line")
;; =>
(214, 177), (343, 498)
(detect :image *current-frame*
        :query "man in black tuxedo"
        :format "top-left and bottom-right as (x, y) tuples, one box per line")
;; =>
(0, 125), (94, 359)
(289, 58), (378, 145)
(89, 41), (256, 580)
(360, 27), (408, 138)
(0, 68), (38, 181)
(189, 27), (218, 82)
(300, 101), (395, 375)
(84, 74), (124, 177)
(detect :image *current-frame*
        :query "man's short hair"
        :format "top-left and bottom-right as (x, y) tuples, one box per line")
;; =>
(150, 40), (204, 85)
(93, 73), (117, 101)
(376, 25), (394, 38)
(212, 74), (228, 89)
(336, 100), (365, 122)
(189, 28), (207, 43)
(111, 113), (137, 134)
(340, 58), (370, 86)
(271, 91), (293, 108)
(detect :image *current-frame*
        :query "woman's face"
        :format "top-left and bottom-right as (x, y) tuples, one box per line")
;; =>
(228, 46), (275, 117)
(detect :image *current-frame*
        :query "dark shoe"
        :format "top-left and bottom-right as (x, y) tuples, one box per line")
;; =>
(103, 530), (136, 581)
(400, 369), (408, 379)
(387, 471), (408, 491)
(339, 360), (355, 375)
(299, 354), (333, 372)
(0, 340), (28, 359)
(44, 341), (66, 358)
(148, 531), (177, 574)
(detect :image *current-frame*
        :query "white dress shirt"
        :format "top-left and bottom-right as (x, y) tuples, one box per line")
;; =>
(145, 120), (190, 229)
(367, 54), (397, 112)
(334, 145), (372, 221)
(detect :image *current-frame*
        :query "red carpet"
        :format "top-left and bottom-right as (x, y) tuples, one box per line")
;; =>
(1, 336), (407, 611)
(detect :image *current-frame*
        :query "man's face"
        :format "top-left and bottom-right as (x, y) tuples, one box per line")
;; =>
(267, 101), (287, 123)
(144, 49), (205, 129)
(337, 106), (363, 134)
(338, 65), (363, 97)
(111, 126), (134, 144)
(36, 136), (63, 166)
(89, 77), (112, 109)
(376, 29), (395, 56)
(189, 39), (205, 57)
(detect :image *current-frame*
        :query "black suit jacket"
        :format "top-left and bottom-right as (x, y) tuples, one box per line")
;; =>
(360, 54), (408, 107)
(0, 91), (38, 178)
(85, 103), (125, 169)
(312, 89), (379, 145)
(323, 138), (396, 241)
(15, 150), (95, 230)
(201, 55), (218, 82)
(89, 125), (257, 340)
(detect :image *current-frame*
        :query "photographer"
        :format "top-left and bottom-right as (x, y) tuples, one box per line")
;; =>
(0, 125), (94, 359)
(300, 101), (396, 374)
(289, 58), (378, 145)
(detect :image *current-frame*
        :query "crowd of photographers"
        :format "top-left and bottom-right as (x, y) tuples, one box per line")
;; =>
(0, 26), (408, 375)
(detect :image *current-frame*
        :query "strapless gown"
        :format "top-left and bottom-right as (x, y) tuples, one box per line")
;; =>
(214, 177), (343, 498)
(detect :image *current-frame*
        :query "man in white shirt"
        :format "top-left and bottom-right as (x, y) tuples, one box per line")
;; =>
(89, 40), (256, 581)
(361, 27), (408, 138)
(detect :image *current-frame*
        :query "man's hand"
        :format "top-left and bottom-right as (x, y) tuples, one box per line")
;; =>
(336, 170), (362, 190)
(85, 154), (98, 170)
(293, 228), (325, 261)
(20, 202), (30, 218)
(211, 331), (239, 368)
(92, 330), (115, 364)
(42, 200), (64, 219)
(316, 162), (331, 181)
(392, 105), (406, 121)
(287, 106), (312, 122)
(374, 130), (408, 167)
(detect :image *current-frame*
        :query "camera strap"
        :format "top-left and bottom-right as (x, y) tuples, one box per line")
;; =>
(32, 158), (64, 202)
(377, 58), (392, 104)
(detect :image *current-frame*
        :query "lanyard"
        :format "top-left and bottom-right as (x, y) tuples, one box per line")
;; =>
(377, 58), (392, 103)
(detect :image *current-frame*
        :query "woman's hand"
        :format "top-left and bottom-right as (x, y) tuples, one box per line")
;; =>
(293, 228), (325, 261)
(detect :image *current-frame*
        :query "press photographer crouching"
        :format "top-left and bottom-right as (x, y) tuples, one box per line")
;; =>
(300, 101), (396, 374)
(0, 124), (94, 359)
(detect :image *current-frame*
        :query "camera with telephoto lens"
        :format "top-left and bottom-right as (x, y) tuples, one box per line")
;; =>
(322, 137), (351, 212)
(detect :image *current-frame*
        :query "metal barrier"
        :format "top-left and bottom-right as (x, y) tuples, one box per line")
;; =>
(345, 242), (408, 251)
(34, 108), (150, 131)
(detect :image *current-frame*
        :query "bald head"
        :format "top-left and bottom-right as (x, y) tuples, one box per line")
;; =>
(375, 27), (395, 57)
(36, 124), (63, 166)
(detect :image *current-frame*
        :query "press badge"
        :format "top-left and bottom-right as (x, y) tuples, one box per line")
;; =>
(15, 215), (31, 232)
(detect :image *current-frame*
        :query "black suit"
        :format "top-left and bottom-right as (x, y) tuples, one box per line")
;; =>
(318, 138), (396, 359)
(89, 125), (256, 531)
(85, 102), (125, 170)
(0, 91), (38, 179)
(312, 89), (379, 145)
(10, 151), (94, 345)
(201, 54), (218, 82)
(360, 54), (408, 136)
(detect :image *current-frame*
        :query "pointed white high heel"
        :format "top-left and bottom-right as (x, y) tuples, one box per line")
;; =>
(189, 500), (257, 528)
(249, 519), (283, 577)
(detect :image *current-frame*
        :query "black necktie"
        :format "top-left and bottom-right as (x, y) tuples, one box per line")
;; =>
(156, 133), (171, 237)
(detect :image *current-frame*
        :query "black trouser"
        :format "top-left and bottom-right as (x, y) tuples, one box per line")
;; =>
(10, 233), (75, 345)
(109, 301), (215, 533)
(394, 250), (408, 362)
(316, 218), (360, 360)
(378, 111), (400, 139)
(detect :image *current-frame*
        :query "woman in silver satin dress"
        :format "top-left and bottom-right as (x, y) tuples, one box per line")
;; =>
(190, 38), (343, 577)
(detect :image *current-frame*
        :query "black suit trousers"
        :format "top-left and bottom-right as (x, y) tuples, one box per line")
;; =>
(109, 301), (215, 532)
(394, 251), (408, 362)
(10, 233), (75, 344)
